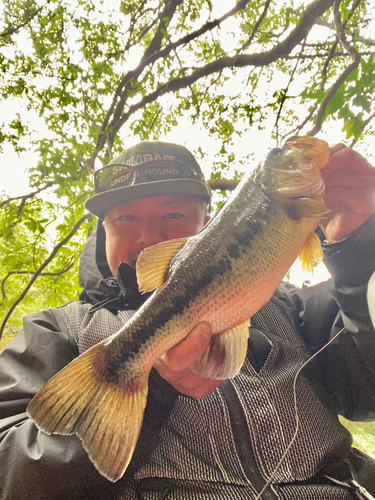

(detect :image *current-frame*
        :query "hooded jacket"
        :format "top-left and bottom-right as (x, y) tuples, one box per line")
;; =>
(1, 215), (375, 500)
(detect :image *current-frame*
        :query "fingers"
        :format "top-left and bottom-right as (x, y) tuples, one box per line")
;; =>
(322, 145), (375, 179)
(329, 143), (347, 155)
(160, 322), (212, 371)
(154, 363), (221, 399)
(324, 170), (375, 191)
(322, 145), (375, 233)
(153, 322), (223, 398)
(324, 186), (375, 212)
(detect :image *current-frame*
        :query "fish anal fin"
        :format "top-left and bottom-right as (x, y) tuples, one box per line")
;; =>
(191, 320), (250, 380)
(136, 237), (188, 293)
(299, 231), (324, 273)
(27, 344), (149, 482)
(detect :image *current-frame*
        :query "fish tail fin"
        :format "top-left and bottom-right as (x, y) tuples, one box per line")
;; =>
(27, 343), (149, 482)
(299, 231), (324, 273)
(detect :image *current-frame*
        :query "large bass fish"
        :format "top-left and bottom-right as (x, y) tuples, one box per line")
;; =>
(27, 136), (330, 482)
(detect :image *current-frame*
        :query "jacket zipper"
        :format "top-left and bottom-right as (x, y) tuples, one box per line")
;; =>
(221, 380), (278, 500)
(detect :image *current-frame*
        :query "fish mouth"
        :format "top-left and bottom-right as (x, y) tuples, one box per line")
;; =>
(257, 135), (330, 201)
(284, 136), (328, 167)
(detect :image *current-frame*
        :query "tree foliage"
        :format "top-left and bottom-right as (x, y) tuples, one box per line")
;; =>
(1, 0), (375, 342)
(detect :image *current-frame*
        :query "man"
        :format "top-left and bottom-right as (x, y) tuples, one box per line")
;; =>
(1, 140), (375, 500)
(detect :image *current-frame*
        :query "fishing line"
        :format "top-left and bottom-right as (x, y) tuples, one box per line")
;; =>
(321, 247), (345, 262)
(254, 326), (345, 500)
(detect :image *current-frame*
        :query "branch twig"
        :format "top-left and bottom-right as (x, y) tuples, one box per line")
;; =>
(1, 262), (75, 300)
(0, 0), (51, 38)
(350, 111), (375, 148)
(238, 0), (272, 53)
(208, 178), (239, 191)
(0, 182), (54, 209)
(307, 0), (361, 136)
(0, 213), (90, 339)
(95, 0), (252, 153)
(274, 38), (306, 144)
(109, 0), (334, 141)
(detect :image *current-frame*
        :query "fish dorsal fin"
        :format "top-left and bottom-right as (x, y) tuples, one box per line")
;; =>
(299, 232), (324, 273)
(293, 198), (330, 219)
(136, 238), (188, 293)
(191, 320), (250, 380)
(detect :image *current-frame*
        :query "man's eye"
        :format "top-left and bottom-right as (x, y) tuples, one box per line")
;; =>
(118, 215), (137, 221)
(166, 213), (184, 219)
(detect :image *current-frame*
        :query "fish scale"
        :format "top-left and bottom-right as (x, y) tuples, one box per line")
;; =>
(27, 136), (331, 482)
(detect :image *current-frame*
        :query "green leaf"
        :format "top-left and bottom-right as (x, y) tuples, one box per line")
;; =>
(346, 67), (359, 82)
(342, 115), (364, 140)
(56, 223), (68, 232)
(3, 254), (17, 265)
(353, 95), (371, 113)
(324, 91), (345, 118)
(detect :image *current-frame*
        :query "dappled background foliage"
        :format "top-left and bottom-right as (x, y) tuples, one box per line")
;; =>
(1, 0), (375, 454)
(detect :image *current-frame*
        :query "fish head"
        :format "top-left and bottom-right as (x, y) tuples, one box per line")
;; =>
(255, 136), (330, 202)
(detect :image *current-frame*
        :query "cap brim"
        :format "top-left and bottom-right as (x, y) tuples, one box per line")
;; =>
(85, 179), (211, 218)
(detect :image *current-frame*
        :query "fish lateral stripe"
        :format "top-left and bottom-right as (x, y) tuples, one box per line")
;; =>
(104, 255), (235, 378)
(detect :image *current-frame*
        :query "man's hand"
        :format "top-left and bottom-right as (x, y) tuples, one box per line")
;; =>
(320, 144), (375, 242)
(153, 323), (222, 399)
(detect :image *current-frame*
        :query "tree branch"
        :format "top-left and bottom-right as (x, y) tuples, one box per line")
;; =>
(0, 0), (51, 38)
(320, 0), (361, 90)
(349, 111), (375, 148)
(237, 0), (272, 53)
(0, 181), (54, 209)
(96, 0), (252, 153)
(208, 178), (240, 191)
(274, 38), (306, 143)
(0, 213), (90, 339)
(307, 0), (361, 136)
(284, 50), (373, 60)
(1, 262), (75, 300)
(109, 0), (334, 140)
(123, 0), (151, 53)
(98, 0), (185, 154)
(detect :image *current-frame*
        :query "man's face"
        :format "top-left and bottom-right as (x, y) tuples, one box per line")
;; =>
(103, 194), (210, 275)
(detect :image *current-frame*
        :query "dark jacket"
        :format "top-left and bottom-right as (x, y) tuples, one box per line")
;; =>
(1, 215), (375, 500)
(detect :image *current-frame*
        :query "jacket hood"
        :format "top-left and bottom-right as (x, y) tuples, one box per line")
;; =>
(78, 221), (151, 310)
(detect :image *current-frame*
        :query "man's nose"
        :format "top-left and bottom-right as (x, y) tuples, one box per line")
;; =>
(137, 224), (164, 247)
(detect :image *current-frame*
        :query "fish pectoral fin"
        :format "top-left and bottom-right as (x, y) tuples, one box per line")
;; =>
(136, 237), (188, 293)
(299, 231), (324, 273)
(27, 343), (149, 483)
(293, 198), (330, 219)
(190, 320), (250, 380)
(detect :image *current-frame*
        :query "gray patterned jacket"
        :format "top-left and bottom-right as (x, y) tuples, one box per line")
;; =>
(1, 215), (375, 500)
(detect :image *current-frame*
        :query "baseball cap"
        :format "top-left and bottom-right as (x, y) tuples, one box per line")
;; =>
(85, 141), (212, 218)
